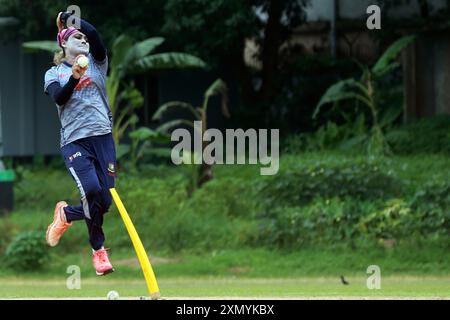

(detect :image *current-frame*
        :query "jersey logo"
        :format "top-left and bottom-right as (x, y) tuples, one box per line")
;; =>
(68, 152), (82, 162)
(75, 77), (92, 90)
(107, 162), (116, 176)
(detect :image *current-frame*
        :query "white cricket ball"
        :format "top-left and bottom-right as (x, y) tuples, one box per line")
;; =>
(107, 290), (119, 300)
(77, 55), (89, 68)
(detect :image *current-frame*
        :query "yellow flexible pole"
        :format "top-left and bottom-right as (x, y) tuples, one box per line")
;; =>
(110, 188), (160, 299)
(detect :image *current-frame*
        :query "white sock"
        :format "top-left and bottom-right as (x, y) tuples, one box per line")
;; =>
(92, 246), (105, 253)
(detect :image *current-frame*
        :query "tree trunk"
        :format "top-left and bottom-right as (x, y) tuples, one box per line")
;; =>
(418, 0), (430, 19)
(198, 162), (213, 188)
(234, 48), (257, 107)
(259, 0), (284, 104)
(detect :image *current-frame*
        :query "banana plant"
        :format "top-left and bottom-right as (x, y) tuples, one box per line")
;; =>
(22, 35), (207, 144)
(22, 41), (60, 53)
(112, 81), (143, 145)
(313, 35), (416, 156)
(153, 79), (229, 132)
(106, 35), (207, 144)
(152, 79), (230, 189)
(117, 127), (171, 172)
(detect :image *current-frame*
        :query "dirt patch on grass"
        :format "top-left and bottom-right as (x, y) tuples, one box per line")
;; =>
(226, 267), (253, 275)
(114, 256), (180, 268)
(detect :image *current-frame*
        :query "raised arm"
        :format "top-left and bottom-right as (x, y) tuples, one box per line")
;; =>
(60, 12), (107, 62)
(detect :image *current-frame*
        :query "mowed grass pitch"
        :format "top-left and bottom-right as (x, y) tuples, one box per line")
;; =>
(0, 276), (449, 299)
(0, 247), (448, 299)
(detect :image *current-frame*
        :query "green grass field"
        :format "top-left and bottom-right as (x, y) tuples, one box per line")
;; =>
(1, 276), (448, 299)
(0, 248), (448, 299)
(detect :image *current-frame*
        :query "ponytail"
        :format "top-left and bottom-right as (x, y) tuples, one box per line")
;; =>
(53, 49), (65, 65)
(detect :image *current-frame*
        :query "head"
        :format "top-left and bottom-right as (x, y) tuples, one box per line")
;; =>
(54, 27), (89, 64)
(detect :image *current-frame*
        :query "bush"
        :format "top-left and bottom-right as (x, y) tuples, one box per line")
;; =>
(359, 199), (412, 240)
(4, 231), (50, 271)
(284, 115), (450, 155)
(116, 172), (188, 216)
(408, 180), (450, 236)
(14, 169), (78, 211)
(259, 159), (403, 207)
(152, 210), (253, 253)
(105, 172), (259, 253)
(283, 117), (368, 154)
(0, 220), (17, 255)
(412, 180), (450, 211)
(254, 199), (374, 248)
(255, 197), (448, 249)
(386, 115), (450, 154)
(187, 177), (260, 218)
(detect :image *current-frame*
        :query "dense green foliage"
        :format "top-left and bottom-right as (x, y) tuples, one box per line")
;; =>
(285, 115), (450, 155)
(313, 35), (416, 156)
(0, 0), (166, 45)
(2, 153), (448, 257)
(4, 231), (50, 271)
(254, 154), (449, 248)
(162, 0), (258, 69)
(259, 160), (403, 205)
(386, 116), (450, 154)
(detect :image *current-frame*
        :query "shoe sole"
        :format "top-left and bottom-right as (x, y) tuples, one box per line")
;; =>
(46, 202), (68, 247)
(96, 268), (115, 276)
(45, 225), (57, 247)
(46, 217), (61, 247)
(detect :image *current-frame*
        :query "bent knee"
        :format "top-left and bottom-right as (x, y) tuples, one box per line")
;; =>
(84, 182), (102, 198)
(100, 191), (113, 212)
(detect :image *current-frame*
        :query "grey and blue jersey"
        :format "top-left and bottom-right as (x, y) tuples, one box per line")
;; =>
(44, 52), (112, 147)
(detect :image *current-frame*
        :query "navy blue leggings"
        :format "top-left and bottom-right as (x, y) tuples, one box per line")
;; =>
(61, 133), (116, 250)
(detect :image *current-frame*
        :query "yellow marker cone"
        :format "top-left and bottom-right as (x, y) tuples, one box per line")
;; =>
(110, 188), (160, 299)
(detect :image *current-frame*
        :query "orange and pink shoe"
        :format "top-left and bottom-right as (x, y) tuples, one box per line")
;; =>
(92, 248), (114, 276)
(46, 201), (72, 247)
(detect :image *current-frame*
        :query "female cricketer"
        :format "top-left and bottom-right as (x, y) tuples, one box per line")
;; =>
(44, 11), (115, 276)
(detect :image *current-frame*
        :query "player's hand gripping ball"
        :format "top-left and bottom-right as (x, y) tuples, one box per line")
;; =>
(77, 55), (89, 68)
